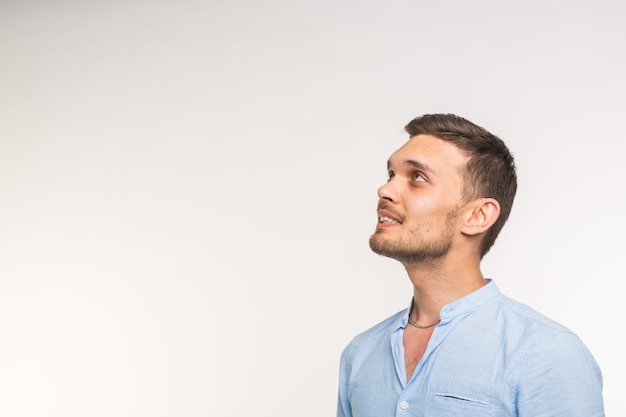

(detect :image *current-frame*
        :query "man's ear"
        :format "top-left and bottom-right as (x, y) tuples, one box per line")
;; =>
(461, 198), (501, 236)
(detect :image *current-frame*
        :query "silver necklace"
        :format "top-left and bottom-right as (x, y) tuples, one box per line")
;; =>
(408, 316), (441, 329)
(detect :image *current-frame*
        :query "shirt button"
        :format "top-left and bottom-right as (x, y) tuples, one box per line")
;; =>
(400, 401), (409, 409)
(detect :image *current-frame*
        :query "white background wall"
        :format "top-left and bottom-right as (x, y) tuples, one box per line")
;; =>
(1, 1), (624, 416)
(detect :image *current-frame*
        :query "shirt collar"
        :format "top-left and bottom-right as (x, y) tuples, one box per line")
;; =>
(439, 279), (500, 321)
(395, 279), (500, 330)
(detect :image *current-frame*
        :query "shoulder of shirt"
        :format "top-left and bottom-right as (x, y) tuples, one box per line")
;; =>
(494, 293), (574, 334)
(494, 294), (602, 387)
(485, 292), (597, 361)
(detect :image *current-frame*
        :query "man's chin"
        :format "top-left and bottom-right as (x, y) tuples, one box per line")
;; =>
(369, 236), (401, 259)
(368, 235), (450, 264)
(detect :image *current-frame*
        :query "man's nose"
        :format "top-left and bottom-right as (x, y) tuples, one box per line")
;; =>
(377, 179), (398, 203)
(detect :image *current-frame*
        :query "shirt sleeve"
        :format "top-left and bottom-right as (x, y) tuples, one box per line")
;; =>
(337, 346), (353, 417)
(516, 331), (604, 417)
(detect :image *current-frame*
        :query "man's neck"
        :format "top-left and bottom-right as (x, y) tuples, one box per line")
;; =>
(403, 259), (486, 321)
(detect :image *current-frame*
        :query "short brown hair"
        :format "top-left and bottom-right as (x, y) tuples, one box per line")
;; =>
(405, 113), (517, 258)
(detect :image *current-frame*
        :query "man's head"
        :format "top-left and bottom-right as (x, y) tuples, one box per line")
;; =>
(405, 114), (517, 257)
(369, 113), (517, 262)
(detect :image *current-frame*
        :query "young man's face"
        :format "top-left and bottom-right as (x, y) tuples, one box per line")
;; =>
(369, 134), (470, 264)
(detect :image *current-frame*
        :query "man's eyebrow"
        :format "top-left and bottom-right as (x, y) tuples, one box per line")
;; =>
(387, 159), (436, 175)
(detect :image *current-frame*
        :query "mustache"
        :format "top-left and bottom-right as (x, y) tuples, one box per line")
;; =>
(377, 200), (402, 220)
(377, 200), (393, 211)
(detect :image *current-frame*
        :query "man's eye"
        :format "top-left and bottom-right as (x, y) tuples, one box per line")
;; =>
(413, 172), (426, 182)
(387, 171), (395, 181)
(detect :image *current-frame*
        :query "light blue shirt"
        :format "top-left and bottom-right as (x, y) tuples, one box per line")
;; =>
(338, 280), (604, 417)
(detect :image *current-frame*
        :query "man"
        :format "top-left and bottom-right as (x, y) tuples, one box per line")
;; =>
(337, 114), (604, 416)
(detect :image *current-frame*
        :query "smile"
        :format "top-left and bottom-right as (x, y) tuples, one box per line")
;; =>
(379, 216), (401, 225)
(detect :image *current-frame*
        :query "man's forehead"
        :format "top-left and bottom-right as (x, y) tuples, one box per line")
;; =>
(387, 135), (468, 171)
(387, 157), (437, 175)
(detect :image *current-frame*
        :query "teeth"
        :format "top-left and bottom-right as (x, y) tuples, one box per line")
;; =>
(379, 216), (400, 224)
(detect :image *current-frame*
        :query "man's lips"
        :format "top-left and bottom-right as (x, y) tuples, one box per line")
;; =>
(377, 209), (402, 226)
